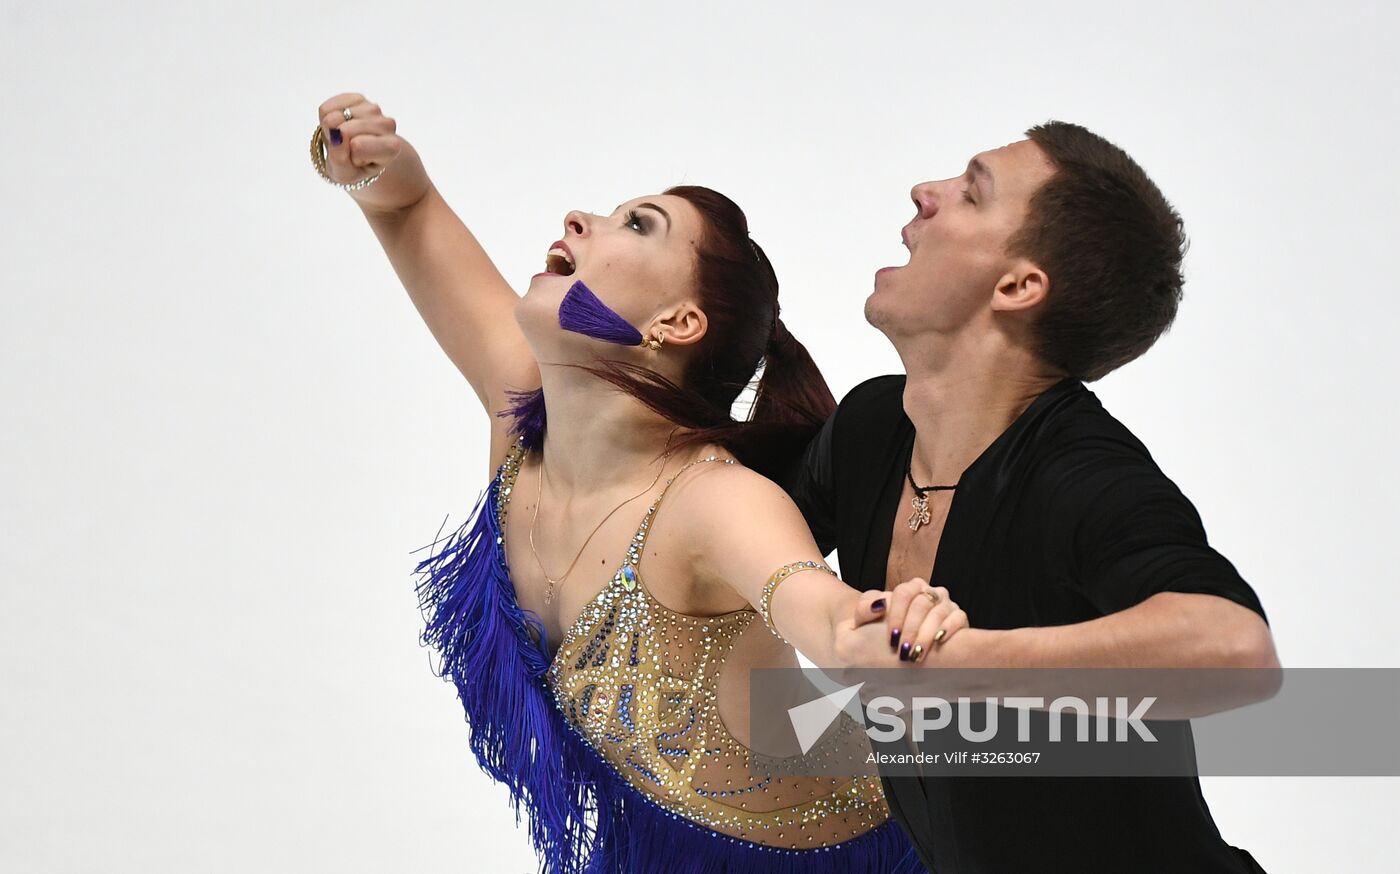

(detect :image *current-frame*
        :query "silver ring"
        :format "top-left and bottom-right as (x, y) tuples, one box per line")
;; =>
(342, 106), (354, 121)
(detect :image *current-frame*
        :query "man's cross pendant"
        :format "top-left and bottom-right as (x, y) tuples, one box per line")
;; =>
(908, 493), (931, 531)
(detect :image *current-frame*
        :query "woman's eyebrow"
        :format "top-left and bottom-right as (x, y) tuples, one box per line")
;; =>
(637, 202), (672, 232)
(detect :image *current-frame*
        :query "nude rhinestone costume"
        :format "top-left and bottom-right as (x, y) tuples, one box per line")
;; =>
(414, 436), (923, 873)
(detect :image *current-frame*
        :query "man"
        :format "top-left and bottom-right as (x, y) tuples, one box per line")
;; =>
(785, 121), (1279, 873)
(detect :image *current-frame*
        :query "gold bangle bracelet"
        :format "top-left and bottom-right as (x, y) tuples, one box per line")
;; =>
(758, 561), (836, 644)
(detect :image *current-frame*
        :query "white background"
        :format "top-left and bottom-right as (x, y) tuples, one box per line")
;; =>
(3, 1), (1396, 871)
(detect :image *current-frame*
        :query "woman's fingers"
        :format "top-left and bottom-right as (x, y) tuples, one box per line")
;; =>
(937, 608), (969, 647)
(852, 589), (890, 627)
(883, 577), (927, 653)
(316, 96), (397, 181)
(319, 106), (392, 137)
(883, 582), (959, 663)
(318, 92), (367, 120)
(346, 133), (402, 168)
(905, 604), (969, 663)
(901, 599), (946, 661)
(904, 602), (953, 662)
(894, 588), (937, 661)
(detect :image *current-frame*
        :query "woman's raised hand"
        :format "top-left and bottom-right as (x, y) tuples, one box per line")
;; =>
(317, 92), (402, 186)
(315, 92), (432, 214)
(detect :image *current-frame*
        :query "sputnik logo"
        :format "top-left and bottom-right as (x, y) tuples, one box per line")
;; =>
(787, 682), (865, 754)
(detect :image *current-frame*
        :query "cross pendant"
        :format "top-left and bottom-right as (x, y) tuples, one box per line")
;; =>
(908, 493), (931, 531)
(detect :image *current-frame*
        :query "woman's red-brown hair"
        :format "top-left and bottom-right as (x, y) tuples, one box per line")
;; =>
(505, 185), (835, 480)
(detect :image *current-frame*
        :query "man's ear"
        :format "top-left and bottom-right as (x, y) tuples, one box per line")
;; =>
(991, 260), (1050, 314)
(650, 303), (708, 347)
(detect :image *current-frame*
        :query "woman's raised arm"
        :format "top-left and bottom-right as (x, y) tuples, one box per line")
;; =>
(317, 93), (540, 444)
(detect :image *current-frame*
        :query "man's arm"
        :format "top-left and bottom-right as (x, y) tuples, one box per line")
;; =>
(928, 592), (1277, 670)
(845, 589), (1280, 719)
(849, 449), (1281, 715)
(988, 444), (1275, 668)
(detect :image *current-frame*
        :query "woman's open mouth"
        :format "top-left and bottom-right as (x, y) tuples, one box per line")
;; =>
(544, 241), (577, 276)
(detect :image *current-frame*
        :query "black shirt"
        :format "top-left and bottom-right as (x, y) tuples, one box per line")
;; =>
(785, 374), (1269, 874)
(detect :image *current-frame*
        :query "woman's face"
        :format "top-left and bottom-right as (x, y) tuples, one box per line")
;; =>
(517, 193), (704, 352)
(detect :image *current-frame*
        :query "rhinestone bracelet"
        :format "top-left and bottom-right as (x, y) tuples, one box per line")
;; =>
(758, 561), (837, 645)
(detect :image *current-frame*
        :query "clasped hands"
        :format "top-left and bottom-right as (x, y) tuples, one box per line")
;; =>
(834, 578), (978, 669)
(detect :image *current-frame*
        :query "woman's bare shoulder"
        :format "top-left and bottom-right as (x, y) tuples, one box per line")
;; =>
(668, 450), (803, 526)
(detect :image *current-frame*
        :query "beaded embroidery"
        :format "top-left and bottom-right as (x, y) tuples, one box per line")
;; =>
(493, 438), (891, 849)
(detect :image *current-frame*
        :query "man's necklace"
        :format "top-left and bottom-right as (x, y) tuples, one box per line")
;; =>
(906, 456), (959, 532)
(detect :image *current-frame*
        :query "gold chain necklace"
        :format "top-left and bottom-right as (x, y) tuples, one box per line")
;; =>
(528, 449), (672, 605)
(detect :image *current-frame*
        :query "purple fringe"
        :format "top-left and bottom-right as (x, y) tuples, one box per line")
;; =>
(552, 719), (927, 874)
(558, 280), (644, 346)
(412, 473), (926, 874)
(412, 475), (591, 867)
(499, 388), (548, 453)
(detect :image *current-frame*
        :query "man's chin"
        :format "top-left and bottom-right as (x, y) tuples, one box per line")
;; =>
(862, 291), (889, 333)
(864, 275), (901, 327)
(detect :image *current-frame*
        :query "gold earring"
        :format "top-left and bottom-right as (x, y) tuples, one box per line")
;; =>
(643, 331), (665, 351)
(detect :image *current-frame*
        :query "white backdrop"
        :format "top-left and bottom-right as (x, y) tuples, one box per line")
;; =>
(3, 1), (1396, 871)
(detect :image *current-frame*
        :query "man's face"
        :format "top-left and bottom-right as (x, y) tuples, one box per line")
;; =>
(866, 138), (1056, 339)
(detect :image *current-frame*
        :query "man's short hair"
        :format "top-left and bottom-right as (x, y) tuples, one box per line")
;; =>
(1010, 121), (1187, 382)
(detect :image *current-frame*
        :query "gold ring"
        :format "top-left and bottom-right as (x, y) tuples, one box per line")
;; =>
(921, 590), (940, 606)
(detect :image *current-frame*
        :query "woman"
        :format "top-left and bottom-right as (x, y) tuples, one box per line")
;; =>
(313, 93), (968, 873)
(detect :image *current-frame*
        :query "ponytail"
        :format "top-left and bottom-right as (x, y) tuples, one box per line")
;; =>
(751, 317), (835, 430)
(724, 316), (836, 480)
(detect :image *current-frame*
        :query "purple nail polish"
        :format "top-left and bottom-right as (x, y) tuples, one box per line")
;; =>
(900, 641), (913, 661)
(329, 127), (342, 146)
(890, 627), (901, 648)
(872, 599), (887, 613)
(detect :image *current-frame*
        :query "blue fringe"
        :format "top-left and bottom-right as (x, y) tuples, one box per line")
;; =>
(553, 716), (928, 874)
(412, 475), (591, 866)
(413, 473), (926, 874)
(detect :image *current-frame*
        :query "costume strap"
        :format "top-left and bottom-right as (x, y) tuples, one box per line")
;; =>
(619, 453), (734, 591)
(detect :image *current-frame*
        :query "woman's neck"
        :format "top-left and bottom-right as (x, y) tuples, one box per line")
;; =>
(535, 366), (685, 493)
